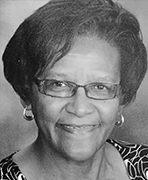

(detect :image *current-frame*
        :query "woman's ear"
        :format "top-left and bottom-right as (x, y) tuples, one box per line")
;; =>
(118, 104), (124, 116)
(20, 98), (31, 109)
(20, 98), (34, 121)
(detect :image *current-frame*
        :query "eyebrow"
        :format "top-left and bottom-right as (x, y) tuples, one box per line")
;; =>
(46, 72), (71, 79)
(92, 76), (119, 83)
(45, 72), (119, 83)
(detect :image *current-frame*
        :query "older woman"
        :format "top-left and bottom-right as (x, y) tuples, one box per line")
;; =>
(0, 0), (148, 179)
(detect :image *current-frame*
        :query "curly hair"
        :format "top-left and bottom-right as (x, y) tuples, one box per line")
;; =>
(2, 0), (147, 105)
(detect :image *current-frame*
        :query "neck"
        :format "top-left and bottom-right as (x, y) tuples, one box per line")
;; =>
(31, 135), (109, 180)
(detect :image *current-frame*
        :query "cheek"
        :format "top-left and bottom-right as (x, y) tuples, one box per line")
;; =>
(96, 99), (119, 124)
(31, 94), (67, 126)
(95, 100), (120, 140)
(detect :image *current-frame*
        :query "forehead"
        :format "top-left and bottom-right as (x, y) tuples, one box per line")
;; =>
(69, 36), (119, 61)
(42, 36), (120, 83)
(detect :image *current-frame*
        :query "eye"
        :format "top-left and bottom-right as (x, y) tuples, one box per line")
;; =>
(51, 81), (67, 87)
(44, 80), (69, 92)
(49, 80), (68, 89)
(94, 84), (107, 90)
(92, 84), (109, 92)
(89, 83), (111, 94)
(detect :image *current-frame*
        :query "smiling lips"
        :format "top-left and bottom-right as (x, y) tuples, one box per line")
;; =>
(57, 124), (99, 134)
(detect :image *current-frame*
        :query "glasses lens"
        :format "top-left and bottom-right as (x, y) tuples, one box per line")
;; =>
(39, 80), (74, 97)
(86, 83), (118, 100)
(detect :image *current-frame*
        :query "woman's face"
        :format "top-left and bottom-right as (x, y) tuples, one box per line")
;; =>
(31, 36), (122, 161)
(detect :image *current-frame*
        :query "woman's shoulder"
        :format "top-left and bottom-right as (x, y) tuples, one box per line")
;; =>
(107, 139), (148, 158)
(107, 139), (148, 180)
(0, 152), (27, 180)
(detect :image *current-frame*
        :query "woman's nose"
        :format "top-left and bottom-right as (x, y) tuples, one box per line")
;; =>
(65, 88), (95, 117)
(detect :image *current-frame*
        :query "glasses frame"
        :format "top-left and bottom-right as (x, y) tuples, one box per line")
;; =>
(34, 78), (121, 100)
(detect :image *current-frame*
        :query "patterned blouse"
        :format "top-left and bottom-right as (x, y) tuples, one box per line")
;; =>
(0, 139), (148, 180)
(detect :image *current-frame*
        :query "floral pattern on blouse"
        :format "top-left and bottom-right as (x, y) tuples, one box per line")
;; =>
(107, 139), (148, 180)
(0, 139), (148, 180)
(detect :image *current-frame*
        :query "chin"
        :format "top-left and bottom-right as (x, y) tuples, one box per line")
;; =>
(51, 125), (104, 162)
(59, 143), (98, 163)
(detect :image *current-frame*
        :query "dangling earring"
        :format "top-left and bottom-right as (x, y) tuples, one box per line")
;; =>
(23, 106), (34, 121)
(115, 114), (124, 127)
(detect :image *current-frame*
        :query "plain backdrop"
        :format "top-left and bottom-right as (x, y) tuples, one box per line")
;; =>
(0, 0), (148, 160)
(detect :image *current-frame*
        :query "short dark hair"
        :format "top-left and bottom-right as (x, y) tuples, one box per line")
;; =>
(2, 0), (147, 105)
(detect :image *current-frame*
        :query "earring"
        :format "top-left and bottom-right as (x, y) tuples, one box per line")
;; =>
(23, 107), (34, 121)
(115, 114), (124, 127)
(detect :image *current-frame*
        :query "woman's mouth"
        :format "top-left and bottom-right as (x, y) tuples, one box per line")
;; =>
(56, 124), (99, 134)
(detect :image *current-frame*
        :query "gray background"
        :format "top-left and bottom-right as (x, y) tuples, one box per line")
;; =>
(0, 0), (148, 160)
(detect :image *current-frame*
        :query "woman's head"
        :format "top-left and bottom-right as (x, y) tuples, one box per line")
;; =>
(29, 35), (121, 161)
(2, 0), (147, 105)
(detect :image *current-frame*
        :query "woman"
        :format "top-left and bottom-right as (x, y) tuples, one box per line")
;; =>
(0, 0), (148, 179)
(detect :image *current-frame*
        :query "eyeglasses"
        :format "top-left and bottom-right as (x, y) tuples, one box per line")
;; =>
(34, 78), (120, 100)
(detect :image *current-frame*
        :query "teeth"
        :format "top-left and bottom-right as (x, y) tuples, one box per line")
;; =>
(57, 124), (98, 133)
(62, 125), (95, 129)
